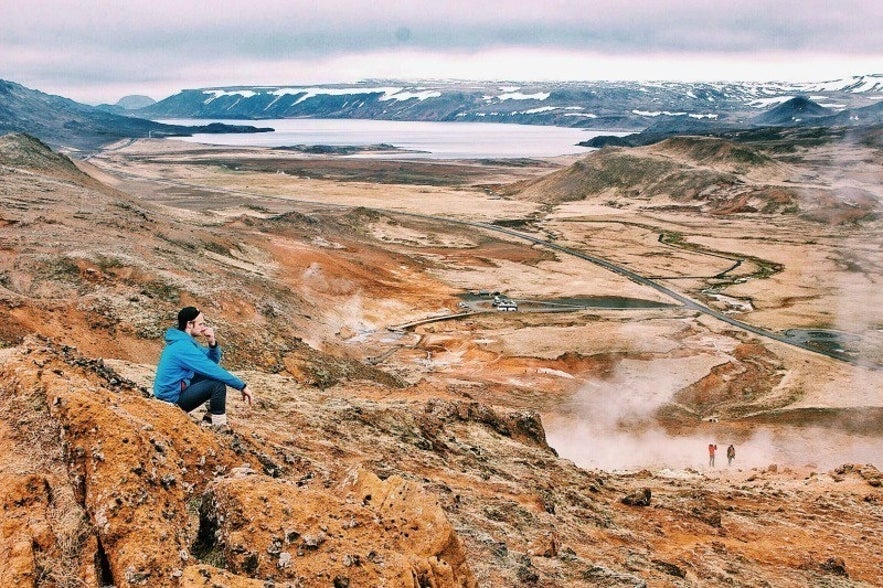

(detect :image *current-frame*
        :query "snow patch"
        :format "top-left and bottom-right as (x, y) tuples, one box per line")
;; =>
(632, 110), (687, 117)
(484, 92), (551, 101)
(513, 105), (590, 115)
(379, 90), (442, 101)
(203, 89), (258, 104)
(515, 106), (560, 114)
(747, 96), (795, 108)
(261, 86), (443, 105)
(632, 110), (716, 119)
(800, 75), (883, 94)
(287, 87), (404, 105)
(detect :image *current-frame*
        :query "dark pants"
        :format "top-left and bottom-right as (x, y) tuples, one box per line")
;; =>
(177, 374), (227, 415)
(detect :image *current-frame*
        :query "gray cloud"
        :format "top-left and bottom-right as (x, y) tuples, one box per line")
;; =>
(2, 0), (882, 103)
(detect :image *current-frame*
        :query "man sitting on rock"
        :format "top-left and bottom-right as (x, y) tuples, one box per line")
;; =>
(153, 306), (252, 430)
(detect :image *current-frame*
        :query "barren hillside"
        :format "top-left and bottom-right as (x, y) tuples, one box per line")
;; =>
(511, 136), (879, 223)
(1, 133), (882, 587)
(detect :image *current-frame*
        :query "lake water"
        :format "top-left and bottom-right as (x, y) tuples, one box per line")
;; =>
(156, 118), (619, 159)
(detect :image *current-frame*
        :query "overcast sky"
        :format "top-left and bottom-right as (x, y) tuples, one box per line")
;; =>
(2, 0), (882, 105)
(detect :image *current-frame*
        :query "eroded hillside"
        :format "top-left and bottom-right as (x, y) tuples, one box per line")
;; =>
(511, 136), (879, 223)
(4, 338), (882, 587)
(2, 133), (883, 587)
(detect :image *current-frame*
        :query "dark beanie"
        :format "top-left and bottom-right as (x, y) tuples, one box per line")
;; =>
(177, 306), (200, 330)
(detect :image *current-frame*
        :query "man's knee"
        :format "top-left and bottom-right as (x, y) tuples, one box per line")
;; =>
(208, 380), (228, 414)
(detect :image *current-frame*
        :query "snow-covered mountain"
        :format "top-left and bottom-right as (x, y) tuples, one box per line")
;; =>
(0, 79), (271, 151)
(137, 75), (883, 130)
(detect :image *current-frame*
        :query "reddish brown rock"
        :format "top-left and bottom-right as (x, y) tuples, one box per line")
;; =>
(0, 474), (57, 587)
(180, 564), (266, 587)
(199, 466), (476, 587)
(0, 341), (246, 587)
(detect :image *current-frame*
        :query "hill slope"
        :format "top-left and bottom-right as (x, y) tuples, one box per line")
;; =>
(511, 135), (879, 223)
(0, 80), (272, 152)
(0, 133), (397, 386)
(2, 133), (883, 587)
(0, 132), (90, 180)
(753, 96), (833, 126)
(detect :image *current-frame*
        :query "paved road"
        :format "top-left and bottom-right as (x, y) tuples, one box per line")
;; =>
(91, 156), (855, 364)
(392, 212), (858, 364)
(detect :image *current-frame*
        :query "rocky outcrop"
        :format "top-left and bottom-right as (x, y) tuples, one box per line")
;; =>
(198, 466), (475, 587)
(0, 474), (59, 586)
(341, 468), (475, 586)
(620, 488), (652, 507)
(44, 361), (237, 586)
(421, 399), (552, 452)
(0, 339), (477, 587)
(0, 340), (244, 586)
(2, 337), (883, 587)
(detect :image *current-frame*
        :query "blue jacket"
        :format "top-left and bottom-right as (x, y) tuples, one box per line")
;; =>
(153, 328), (245, 402)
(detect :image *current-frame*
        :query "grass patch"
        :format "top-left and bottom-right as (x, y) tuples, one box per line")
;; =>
(140, 279), (180, 302)
(46, 257), (81, 280)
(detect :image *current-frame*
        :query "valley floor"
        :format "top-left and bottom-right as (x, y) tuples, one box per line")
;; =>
(1, 132), (882, 586)
(85, 138), (883, 470)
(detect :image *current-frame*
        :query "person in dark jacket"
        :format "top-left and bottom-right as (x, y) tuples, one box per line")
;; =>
(153, 306), (252, 429)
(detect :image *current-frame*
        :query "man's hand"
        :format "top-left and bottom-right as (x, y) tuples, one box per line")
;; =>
(241, 385), (253, 406)
(201, 325), (216, 347)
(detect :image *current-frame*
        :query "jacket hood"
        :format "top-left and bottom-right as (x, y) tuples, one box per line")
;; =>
(163, 327), (192, 344)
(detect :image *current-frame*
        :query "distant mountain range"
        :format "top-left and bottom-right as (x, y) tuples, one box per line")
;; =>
(0, 80), (270, 152)
(136, 75), (883, 130)
(2, 75), (882, 152)
(582, 96), (883, 148)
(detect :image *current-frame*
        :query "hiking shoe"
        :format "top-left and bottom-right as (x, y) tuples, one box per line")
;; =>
(213, 424), (233, 435)
(201, 412), (212, 424)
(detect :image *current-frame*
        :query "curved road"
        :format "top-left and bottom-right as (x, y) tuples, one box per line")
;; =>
(388, 212), (857, 364)
(92, 156), (856, 364)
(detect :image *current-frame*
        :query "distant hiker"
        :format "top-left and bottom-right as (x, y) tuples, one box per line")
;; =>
(727, 444), (736, 466)
(153, 306), (252, 431)
(708, 443), (718, 467)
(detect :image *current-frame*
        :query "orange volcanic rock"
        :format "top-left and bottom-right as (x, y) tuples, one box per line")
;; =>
(198, 467), (475, 587)
(3, 133), (883, 587)
(0, 339), (476, 587)
(0, 340), (246, 586)
(0, 474), (58, 587)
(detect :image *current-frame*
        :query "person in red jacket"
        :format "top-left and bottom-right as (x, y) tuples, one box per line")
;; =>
(708, 443), (718, 467)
